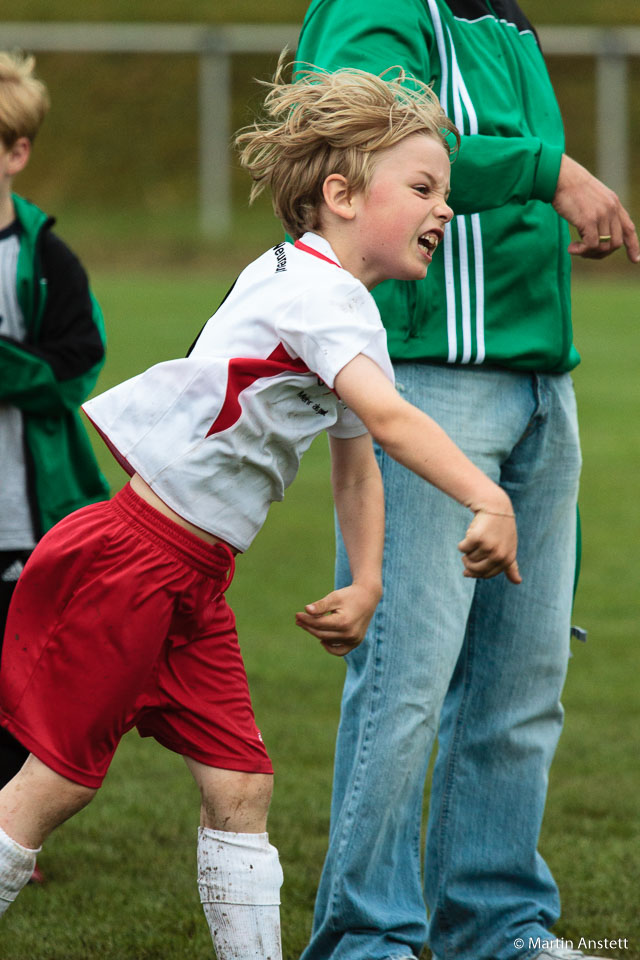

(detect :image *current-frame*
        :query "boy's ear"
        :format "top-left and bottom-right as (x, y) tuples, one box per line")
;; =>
(322, 174), (356, 221)
(6, 137), (31, 177)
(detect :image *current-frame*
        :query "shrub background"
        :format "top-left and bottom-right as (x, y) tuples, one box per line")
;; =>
(4, 0), (640, 267)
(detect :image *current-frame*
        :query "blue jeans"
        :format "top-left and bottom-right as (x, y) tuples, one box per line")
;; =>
(301, 364), (582, 960)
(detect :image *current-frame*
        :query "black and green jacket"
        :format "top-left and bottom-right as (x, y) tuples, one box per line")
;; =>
(297, 0), (580, 372)
(0, 194), (109, 537)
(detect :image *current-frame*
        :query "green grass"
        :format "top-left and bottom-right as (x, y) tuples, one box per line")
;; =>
(1, 271), (639, 959)
(537, 278), (640, 955)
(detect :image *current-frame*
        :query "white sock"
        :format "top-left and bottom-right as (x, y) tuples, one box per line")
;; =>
(198, 827), (283, 960)
(0, 825), (40, 917)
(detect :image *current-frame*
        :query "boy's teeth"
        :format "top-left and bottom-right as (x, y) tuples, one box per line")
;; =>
(420, 234), (437, 249)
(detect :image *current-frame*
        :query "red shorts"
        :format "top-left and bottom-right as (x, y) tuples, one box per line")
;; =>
(0, 484), (272, 788)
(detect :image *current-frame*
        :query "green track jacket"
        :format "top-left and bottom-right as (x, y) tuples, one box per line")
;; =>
(0, 194), (109, 537)
(297, 0), (580, 372)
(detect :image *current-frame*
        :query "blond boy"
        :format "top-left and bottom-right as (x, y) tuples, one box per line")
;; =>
(0, 62), (519, 957)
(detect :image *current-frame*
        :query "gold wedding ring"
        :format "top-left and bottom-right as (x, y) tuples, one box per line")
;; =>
(598, 235), (612, 243)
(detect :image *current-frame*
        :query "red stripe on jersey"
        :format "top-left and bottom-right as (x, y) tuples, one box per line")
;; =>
(294, 239), (341, 268)
(206, 343), (310, 437)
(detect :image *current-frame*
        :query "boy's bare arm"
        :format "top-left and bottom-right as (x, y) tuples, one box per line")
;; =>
(334, 354), (521, 584)
(295, 433), (384, 657)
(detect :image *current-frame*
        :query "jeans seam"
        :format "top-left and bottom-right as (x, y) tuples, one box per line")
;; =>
(327, 497), (393, 928)
(433, 598), (478, 959)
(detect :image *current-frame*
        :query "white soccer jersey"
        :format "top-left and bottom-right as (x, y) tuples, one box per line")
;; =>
(84, 233), (394, 551)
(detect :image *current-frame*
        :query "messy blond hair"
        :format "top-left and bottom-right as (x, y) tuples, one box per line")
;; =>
(236, 56), (458, 239)
(0, 51), (49, 147)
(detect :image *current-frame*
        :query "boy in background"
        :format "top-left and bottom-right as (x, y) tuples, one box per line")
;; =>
(0, 61), (519, 957)
(0, 50), (108, 871)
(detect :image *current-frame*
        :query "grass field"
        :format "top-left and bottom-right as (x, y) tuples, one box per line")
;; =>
(1, 268), (639, 959)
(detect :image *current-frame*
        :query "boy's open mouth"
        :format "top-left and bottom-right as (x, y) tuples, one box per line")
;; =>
(418, 233), (438, 252)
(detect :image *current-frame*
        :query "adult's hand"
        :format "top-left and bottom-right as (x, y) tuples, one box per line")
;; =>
(552, 154), (640, 263)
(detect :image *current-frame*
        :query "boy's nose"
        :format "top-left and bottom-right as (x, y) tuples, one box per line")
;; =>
(440, 201), (454, 223)
(436, 200), (453, 223)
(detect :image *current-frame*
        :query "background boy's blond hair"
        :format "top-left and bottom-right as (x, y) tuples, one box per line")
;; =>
(0, 51), (50, 148)
(236, 57), (458, 239)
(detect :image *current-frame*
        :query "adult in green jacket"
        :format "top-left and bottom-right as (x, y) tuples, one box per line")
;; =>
(296, 3), (638, 960)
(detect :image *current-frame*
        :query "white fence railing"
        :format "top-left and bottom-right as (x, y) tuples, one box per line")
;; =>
(1, 22), (638, 234)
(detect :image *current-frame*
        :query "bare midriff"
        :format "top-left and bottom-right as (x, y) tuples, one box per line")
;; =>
(129, 473), (239, 554)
